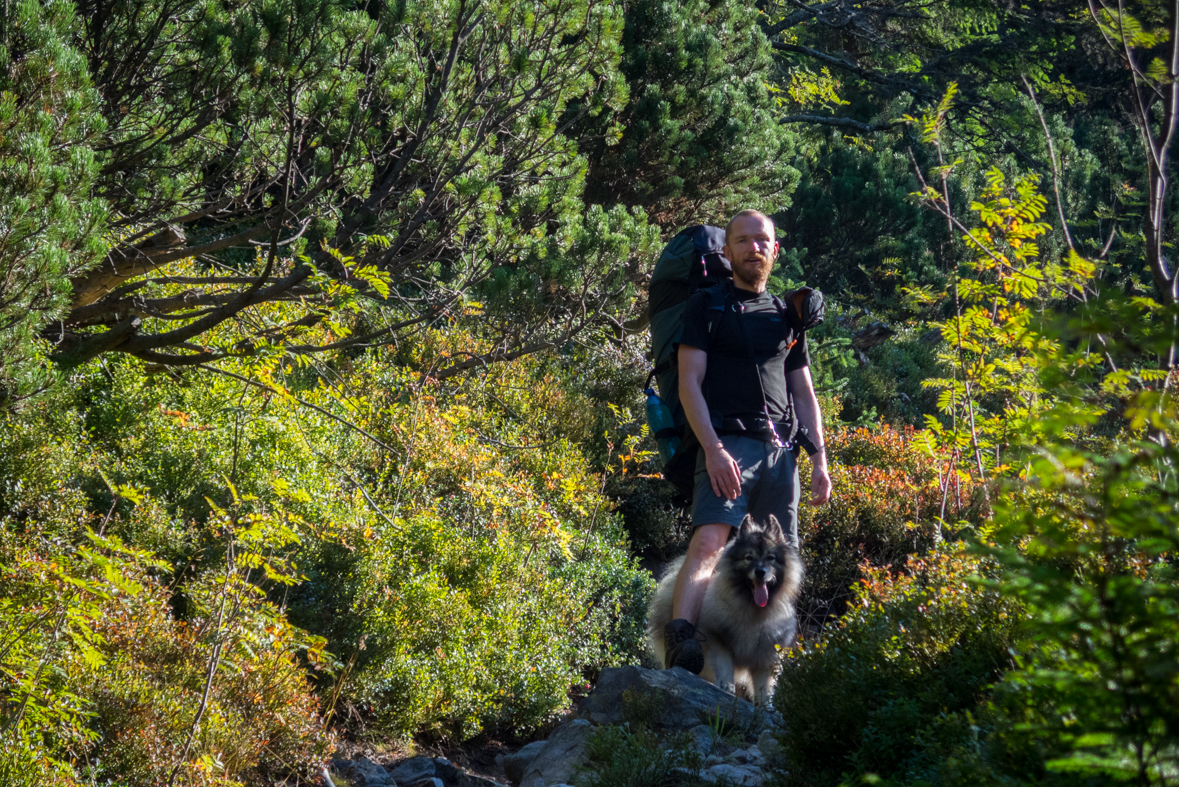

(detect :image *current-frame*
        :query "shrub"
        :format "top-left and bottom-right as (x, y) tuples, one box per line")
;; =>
(90, 569), (335, 786)
(2, 334), (654, 754)
(0, 523), (333, 786)
(580, 725), (707, 787)
(341, 348), (654, 739)
(774, 546), (1021, 787)
(796, 425), (971, 630)
(980, 432), (1179, 787)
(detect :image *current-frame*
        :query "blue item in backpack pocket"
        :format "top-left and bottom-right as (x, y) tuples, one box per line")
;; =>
(644, 388), (681, 465)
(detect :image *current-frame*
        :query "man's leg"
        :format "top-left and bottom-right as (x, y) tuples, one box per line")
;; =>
(663, 523), (731, 673)
(671, 523), (732, 622)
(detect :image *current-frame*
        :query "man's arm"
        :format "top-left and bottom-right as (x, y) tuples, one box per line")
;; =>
(679, 344), (742, 500)
(786, 365), (832, 505)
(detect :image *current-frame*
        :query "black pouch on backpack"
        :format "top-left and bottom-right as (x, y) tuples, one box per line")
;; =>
(784, 286), (825, 334)
(662, 428), (699, 506)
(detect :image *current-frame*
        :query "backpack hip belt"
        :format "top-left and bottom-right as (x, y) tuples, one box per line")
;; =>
(707, 413), (819, 455)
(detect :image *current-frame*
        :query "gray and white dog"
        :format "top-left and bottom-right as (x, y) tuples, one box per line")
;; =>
(647, 515), (803, 702)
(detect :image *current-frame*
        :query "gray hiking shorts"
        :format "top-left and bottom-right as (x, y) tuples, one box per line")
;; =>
(691, 434), (801, 549)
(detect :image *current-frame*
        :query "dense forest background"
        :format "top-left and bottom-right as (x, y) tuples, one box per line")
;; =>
(3, 0), (1179, 784)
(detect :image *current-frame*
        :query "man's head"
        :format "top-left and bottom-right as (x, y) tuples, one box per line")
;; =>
(723, 210), (778, 293)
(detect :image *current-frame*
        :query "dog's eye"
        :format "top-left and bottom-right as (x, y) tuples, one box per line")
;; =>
(744, 554), (755, 562)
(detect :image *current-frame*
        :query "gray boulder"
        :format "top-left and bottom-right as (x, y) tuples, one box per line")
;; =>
(389, 756), (435, 785)
(329, 758), (395, 787)
(503, 740), (548, 784)
(580, 666), (758, 731)
(702, 763), (763, 786)
(518, 719), (595, 787)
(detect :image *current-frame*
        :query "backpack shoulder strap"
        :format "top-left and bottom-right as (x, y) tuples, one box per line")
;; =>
(704, 283), (732, 348)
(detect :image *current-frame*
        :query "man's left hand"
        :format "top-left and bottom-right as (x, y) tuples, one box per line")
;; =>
(809, 464), (831, 505)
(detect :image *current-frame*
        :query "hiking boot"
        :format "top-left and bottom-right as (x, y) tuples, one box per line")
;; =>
(664, 618), (705, 674)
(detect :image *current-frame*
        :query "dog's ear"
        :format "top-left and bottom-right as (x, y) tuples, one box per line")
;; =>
(766, 515), (784, 540)
(738, 514), (758, 537)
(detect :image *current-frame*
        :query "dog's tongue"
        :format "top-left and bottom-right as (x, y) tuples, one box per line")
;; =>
(753, 581), (769, 608)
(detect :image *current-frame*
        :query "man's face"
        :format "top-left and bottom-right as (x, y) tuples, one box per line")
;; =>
(724, 214), (779, 291)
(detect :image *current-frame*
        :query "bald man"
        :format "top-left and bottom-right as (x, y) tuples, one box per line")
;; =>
(662, 209), (831, 673)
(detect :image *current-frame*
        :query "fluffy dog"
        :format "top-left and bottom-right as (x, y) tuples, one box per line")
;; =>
(647, 515), (803, 702)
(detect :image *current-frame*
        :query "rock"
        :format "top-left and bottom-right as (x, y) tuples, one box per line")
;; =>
(580, 666), (758, 731)
(747, 745), (763, 761)
(704, 754), (724, 766)
(329, 758), (394, 787)
(757, 729), (784, 760)
(432, 758), (460, 784)
(518, 719), (594, 787)
(701, 763), (763, 786)
(411, 780), (444, 787)
(503, 740), (548, 784)
(390, 756), (436, 785)
(687, 724), (715, 755)
(728, 748), (753, 764)
(455, 775), (505, 787)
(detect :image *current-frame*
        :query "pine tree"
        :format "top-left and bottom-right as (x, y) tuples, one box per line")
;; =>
(0, 0), (107, 404)
(571, 0), (800, 228)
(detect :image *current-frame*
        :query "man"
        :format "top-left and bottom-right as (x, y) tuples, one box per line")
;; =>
(664, 209), (832, 673)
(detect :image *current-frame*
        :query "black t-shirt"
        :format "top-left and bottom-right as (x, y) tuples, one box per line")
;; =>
(678, 286), (810, 424)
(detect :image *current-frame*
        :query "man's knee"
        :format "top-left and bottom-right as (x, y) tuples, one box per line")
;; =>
(688, 523), (731, 558)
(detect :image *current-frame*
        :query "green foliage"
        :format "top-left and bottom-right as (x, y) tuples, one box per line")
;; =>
(980, 321), (1179, 785)
(0, 0), (107, 403)
(0, 329), (655, 776)
(775, 547), (1022, 787)
(0, 506), (332, 786)
(796, 425), (972, 629)
(777, 141), (946, 314)
(45, 0), (654, 371)
(325, 344), (653, 738)
(86, 498), (336, 786)
(777, 148), (1179, 787)
(581, 724), (708, 787)
(573, 0), (799, 226)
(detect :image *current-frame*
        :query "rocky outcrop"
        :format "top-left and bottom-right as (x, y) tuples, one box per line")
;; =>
(496, 666), (786, 787)
(579, 665), (764, 731)
(852, 321), (895, 350)
(329, 666), (788, 787)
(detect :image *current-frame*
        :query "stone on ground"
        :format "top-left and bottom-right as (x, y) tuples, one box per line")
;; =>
(503, 739), (548, 783)
(389, 756), (435, 784)
(701, 762), (764, 785)
(329, 758), (394, 787)
(518, 719), (594, 787)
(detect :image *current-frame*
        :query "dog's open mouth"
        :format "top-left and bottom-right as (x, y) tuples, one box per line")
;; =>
(753, 580), (769, 607)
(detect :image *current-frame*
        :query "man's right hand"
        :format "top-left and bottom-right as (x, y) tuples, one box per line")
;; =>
(704, 443), (742, 500)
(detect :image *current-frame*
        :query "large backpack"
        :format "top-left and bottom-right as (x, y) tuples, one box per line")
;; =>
(645, 225), (826, 503)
